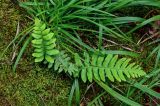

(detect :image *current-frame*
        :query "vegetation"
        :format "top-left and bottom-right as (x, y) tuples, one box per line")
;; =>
(0, 1), (70, 106)
(1, 0), (160, 106)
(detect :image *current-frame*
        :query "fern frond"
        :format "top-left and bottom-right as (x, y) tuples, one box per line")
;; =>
(53, 51), (79, 77)
(75, 52), (146, 83)
(31, 18), (59, 63)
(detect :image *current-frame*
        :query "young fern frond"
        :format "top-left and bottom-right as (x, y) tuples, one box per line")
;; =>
(32, 18), (59, 63)
(75, 52), (146, 83)
(53, 51), (79, 77)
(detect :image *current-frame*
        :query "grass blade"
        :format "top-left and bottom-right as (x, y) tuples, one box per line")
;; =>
(75, 79), (80, 105)
(127, 15), (160, 34)
(98, 23), (103, 50)
(68, 80), (76, 106)
(59, 29), (94, 52)
(95, 80), (141, 106)
(104, 50), (139, 57)
(0, 26), (33, 60)
(88, 92), (106, 106)
(128, 81), (160, 99)
(13, 36), (32, 72)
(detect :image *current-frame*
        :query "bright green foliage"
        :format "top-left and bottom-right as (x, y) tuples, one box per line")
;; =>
(75, 53), (146, 83)
(32, 18), (59, 63)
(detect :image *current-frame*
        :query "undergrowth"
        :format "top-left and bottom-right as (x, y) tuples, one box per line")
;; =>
(1, 0), (160, 106)
(0, 1), (70, 106)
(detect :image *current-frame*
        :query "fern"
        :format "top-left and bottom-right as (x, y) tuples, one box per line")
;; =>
(31, 18), (59, 63)
(30, 18), (146, 106)
(31, 19), (146, 83)
(75, 52), (146, 83)
(53, 51), (79, 77)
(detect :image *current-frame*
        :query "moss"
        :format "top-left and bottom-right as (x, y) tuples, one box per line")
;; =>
(0, 66), (70, 106)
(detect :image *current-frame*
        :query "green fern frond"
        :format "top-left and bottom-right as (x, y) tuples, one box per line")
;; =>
(32, 18), (59, 63)
(75, 52), (146, 83)
(54, 51), (79, 77)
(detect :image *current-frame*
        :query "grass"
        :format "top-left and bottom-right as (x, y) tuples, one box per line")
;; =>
(0, 1), (70, 106)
